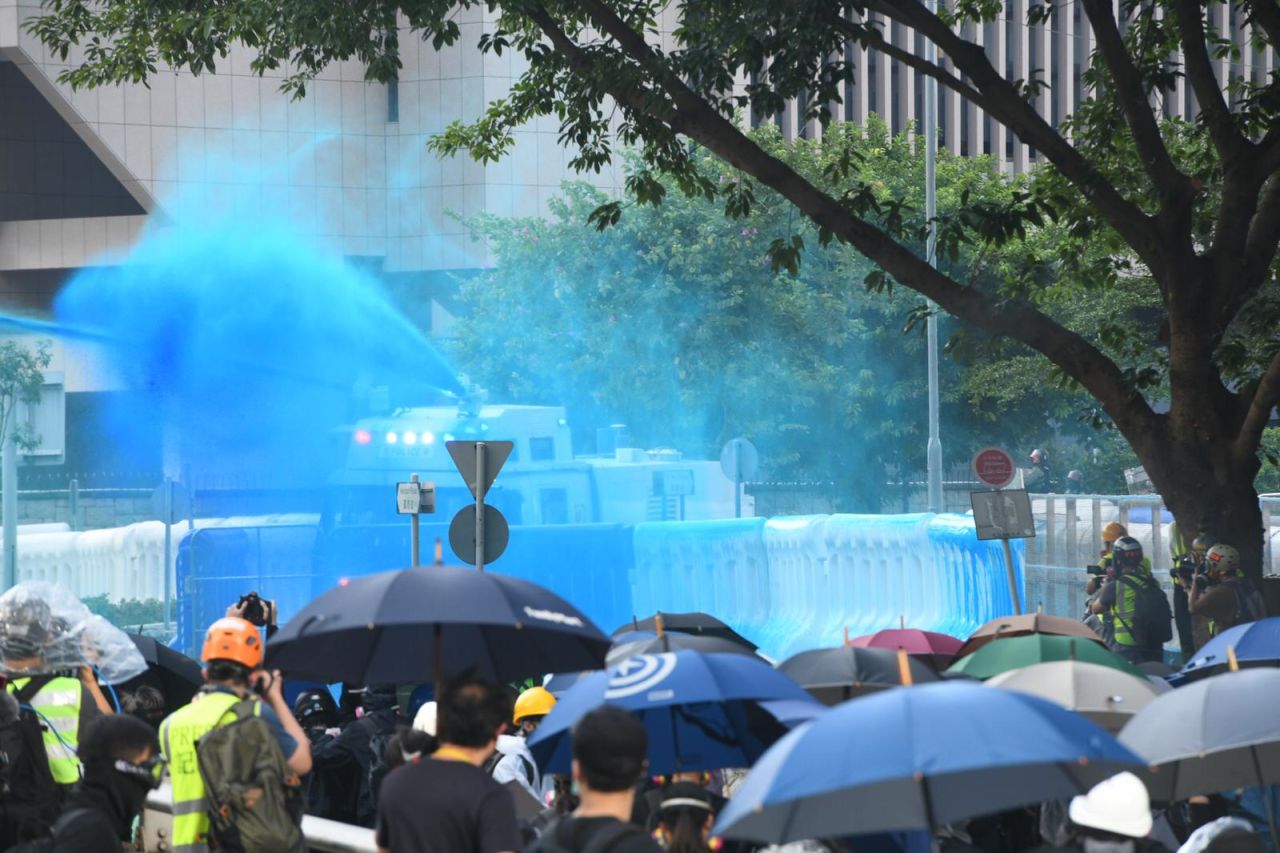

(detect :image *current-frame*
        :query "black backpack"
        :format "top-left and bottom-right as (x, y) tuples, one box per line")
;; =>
(531, 817), (648, 853)
(1227, 580), (1267, 626)
(1118, 574), (1173, 647)
(0, 678), (64, 849)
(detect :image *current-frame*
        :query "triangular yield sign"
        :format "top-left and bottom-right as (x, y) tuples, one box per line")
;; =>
(446, 440), (513, 499)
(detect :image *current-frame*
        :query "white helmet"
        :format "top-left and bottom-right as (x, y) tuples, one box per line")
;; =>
(1068, 771), (1152, 839)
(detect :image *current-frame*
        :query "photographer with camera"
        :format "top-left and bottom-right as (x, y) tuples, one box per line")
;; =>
(159, 617), (312, 852)
(1188, 544), (1267, 641)
(1170, 528), (1215, 659)
(1090, 537), (1171, 664)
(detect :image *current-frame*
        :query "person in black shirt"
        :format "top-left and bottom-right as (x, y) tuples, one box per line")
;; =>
(531, 706), (660, 853)
(375, 675), (520, 853)
(45, 714), (163, 852)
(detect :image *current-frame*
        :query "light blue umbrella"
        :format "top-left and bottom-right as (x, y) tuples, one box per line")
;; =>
(713, 681), (1145, 844)
(1179, 617), (1280, 679)
(528, 650), (817, 774)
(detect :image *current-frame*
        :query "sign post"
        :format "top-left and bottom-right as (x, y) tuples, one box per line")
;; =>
(446, 440), (513, 569)
(970, 446), (1031, 615)
(719, 438), (759, 519)
(396, 475), (436, 567)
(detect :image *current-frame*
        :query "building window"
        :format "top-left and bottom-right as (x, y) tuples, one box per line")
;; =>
(539, 488), (568, 524)
(387, 78), (399, 123)
(530, 437), (555, 461)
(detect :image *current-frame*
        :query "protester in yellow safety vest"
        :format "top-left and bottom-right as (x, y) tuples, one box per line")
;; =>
(1189, 544), (1267, 640)
(1090, 536), (1168, 664)
(0, 594), (111, 793)
(159, 617), (312, 853)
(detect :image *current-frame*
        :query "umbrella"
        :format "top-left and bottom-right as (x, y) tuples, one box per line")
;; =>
(1120, 669), (1280, 847)
(1180, 617), (1280, 679)
(607, 630), (761, 667)
(543, 670), (597, 696)
(948, 634), (1146, 680)
(956, 613), (1105, 658)
(117, 634), (204, 714)
(986, 660), (1160, 733)
(528, 650), (817, 774)
(265, 565), (610, 687)
(615, 612), (757, 650)
(848, 628), (964, 669)
(778, 646), (939, 705)
(712, 681), (1145, 845)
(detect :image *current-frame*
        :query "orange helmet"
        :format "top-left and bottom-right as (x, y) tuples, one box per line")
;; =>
(201, 617), (263, 669)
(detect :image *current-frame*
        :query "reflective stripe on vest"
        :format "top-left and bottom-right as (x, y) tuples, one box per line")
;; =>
(160, 690), (260, 852)
(1111, 565), (1154, 647)
(8, 676), (84, 784)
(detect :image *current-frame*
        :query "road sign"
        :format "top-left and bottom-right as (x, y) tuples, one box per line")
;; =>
(396, 482), (421, 515)
(970, 489), (1035, 540)
(654, 469), (695, 497)
(150, 480), (192, 525)
(447, 440), (514, 499)
(396, 481), (436, 514)
(972, 446), (1016, 489)
(719, 438), (759, 482)
(449, 504), (510, 565)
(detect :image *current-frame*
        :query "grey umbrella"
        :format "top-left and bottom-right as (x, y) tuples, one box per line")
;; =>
(1119, 668), (1280, 845)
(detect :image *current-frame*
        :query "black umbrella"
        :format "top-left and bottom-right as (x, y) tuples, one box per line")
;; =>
(778, 646), (939, 705)
(119, 634), (204, 715)
(616, 612), (757, 650)
(606, 630), (763, 668)
(265, 565), (610, 688)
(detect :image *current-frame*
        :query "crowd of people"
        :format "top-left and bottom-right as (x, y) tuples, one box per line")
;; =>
(0, 526), (1274, 853)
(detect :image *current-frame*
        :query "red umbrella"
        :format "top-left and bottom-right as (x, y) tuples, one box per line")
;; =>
(847, 628), (965, 670)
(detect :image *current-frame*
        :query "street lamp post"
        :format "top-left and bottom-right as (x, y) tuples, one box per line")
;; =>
(924, 0), (944, 514)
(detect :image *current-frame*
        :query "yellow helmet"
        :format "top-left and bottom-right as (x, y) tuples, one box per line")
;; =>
(1102, 522), (1128, 546)
(513, 686), (556, 724)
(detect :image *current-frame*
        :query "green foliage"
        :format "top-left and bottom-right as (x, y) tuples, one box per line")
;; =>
(81, 594), (173, 629)
(451, 120), (1141, 505)
(0, 340), (53, 453)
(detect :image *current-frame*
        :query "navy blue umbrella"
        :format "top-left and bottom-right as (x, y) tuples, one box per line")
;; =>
(714, 681), (1145, 845)
(528, 650), (817, 774)
(607, 630), (762, 667)
(1179, 617), (1280, 679)
(265, 565), (610, 686)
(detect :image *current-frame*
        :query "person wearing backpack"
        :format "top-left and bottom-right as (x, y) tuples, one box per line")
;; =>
(1092, 537), (1172, 664)
(1190, 544), (1268, 639)
(312, 683), (403, 827)
(490, 686), (557, 803)
(158, 617), (312, 853)
(0, 594), (108, 804)
(529, 706), (660, 853)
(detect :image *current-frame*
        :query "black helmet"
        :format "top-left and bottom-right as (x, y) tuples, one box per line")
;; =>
(293, 689), (338, 729)
(1112, 536), (1144, 570)
(0, 597), (53, 662)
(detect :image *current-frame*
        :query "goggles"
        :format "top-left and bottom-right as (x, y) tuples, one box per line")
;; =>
(114, 754), (167, 789)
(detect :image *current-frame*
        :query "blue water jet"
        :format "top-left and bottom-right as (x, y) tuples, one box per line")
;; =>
(54, 214), (462, 485)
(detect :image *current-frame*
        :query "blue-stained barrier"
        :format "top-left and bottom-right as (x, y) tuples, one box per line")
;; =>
(176, 513), (1022, 662)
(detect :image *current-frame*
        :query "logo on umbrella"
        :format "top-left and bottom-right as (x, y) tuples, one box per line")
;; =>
(522, 606), (585, 628)
(605, 654), (678, 699)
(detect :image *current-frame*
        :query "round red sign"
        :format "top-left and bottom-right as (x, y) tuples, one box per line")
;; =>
(972, 446), (1016, 488)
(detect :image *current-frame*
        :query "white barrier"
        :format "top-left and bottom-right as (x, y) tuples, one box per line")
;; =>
(11, 515), (317, 602)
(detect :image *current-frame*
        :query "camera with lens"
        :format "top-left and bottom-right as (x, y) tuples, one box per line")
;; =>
(1085, 564), (1107, 577)
(236, 591), (274, 628)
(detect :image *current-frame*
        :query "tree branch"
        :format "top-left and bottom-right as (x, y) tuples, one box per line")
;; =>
(825, 13), (994, 114)
(865, 0), (1164, 274)
(1079, 0), (1190, 197)
(1172, 0), (1248, 161)
(1244, 0), (1280, 50)
(527, 0), (1166, 444)
(1235, 350), (1280, 467)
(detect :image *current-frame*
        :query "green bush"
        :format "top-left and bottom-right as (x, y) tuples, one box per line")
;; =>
(81, 594), (173, 629)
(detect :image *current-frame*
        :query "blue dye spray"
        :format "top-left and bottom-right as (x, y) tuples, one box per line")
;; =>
(50, 214), (461, 485)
